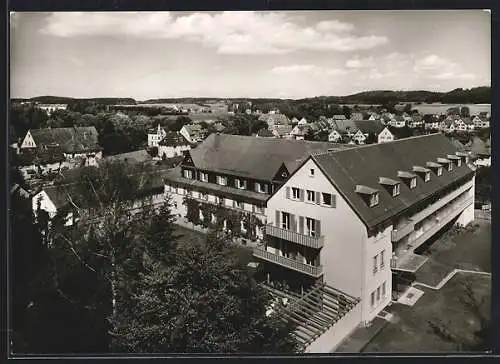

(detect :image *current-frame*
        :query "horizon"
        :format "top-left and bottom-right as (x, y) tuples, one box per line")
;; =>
(10, 11), (491, 99)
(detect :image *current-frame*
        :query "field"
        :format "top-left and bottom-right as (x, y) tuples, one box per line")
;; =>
(410, 103), (491, 115)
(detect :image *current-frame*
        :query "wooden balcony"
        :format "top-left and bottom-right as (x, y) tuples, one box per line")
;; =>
(253, 245), (323, 278)
(265, 224), (324, 249)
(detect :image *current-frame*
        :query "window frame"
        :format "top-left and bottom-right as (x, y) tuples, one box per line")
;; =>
(305, 217), (316, 237)
(200, 172), (209, 182)
(409, 177), (417, 189)
(281, 212), (290, 230)
(392, 183), (400, 197)
(309, 168), (315, 177)
(369, 193), (379, 207)
(291, 187), (300, 200)
(306, 190), (315, 203)
(424, 172), (430, 182)
(217, 175), (227, 186)
(322, 192), (333, 206)
(373, 255), (378, 274)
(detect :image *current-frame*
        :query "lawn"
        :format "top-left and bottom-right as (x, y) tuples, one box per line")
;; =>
(363, 218), (491, 352)
(416, 219), (491, 286)
(363, 274), (491, 353)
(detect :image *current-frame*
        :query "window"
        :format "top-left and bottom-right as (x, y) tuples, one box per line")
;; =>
(255, 206), (265, 215)
(292, 187), (300, 200)
(424, 172), (430, 182)
(200, 192), (209, 201)
(376, 287), (381, 302)
(373, 255), (378, 274)
(392, 184), (400, 197)
(309, 168), (315, 177)
(457, 159), (462, 167)
(371, 292), (375, 307)
(380, 250), (385, 269)
(322, 192), (335, 207)
(370, 193), (379, 207)
(257, 183), (267, 193)
(200, 172), (208, 182)
(409, 177), (417, 189)
(216, 196), (224, 205)
(183, 169), (193, 179)
(306, 190), (315, 203)
(235, 179), (242, 189)
(217, 175), (227, 186)
(448, 162), (453, 172)
(281, 212), (290, 230)
(382, 281), (386, 298)
(306, 218), (316, 237)
(235, 200), (244, 209)
(437, 167), (443, 176)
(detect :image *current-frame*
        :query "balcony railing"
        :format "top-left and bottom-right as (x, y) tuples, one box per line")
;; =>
(391, 180), (473, 242)
(265, 224), (324, 249)
(253, 245), (323, 278)
(407, 196), (473, 251)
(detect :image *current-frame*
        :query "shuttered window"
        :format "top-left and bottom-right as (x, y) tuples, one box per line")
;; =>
(306, 190), (315, 202)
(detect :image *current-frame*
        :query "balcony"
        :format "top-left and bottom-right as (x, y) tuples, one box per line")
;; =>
(253, 245), (323, 278)
(391, 180), (473, 242)
(407, 196), (473, 251)
(265, 224), (324, 249)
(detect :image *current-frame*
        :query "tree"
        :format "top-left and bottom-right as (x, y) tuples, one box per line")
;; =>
(342, 105), (352, 119)
(171, 116), (192, 131)
(460, 106), (470, 118)
(404, 103), (412, 113)
(112, 234), (298, 353)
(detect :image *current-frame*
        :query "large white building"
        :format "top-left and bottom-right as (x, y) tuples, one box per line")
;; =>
(163, 133), (475, 352)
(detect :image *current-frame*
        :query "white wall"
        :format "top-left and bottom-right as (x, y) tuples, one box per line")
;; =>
(20, 131), (36, 149)
(32, 190), (57, 218)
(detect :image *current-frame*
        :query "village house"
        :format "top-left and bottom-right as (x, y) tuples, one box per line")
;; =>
(328, 119), (393, 145)
(350, 112), (364, 121)
(18, 126), (102, 178)
(157, 132), (192, 159)
(147, 124), (167, 147)
(472, 115), (490, 129)
(408, 114), (423, 128)
(253, 133), (474, 351)
(36, 103), (68, 115)
(259, 113), (291, 129)
(388, 115), (406, 128)
(423, 115), (440, 130)
(270, 124), (293, 139)
(256, 128), (275, 138)
(290, 124), (311, 141)
(180, 124), (205, 144)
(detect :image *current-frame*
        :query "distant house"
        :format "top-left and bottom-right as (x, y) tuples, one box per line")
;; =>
(388, 115), (406, 128)
(423, 115), (440, 130)
(350, 112), (364, 121)
(20, 126), (102, 168)
(147, 124), (167, 147)
(256, 128), (275, 138)
(291, 117), (300, 124)
(258, 113), (290, 128)
(462, 117), (475, 132)
(158, 132), (192, 159)
(290, 124), (310, 140)
(328, 129), (343, 143)
(271, 124), (293, 139)
(368, 113), (380, 121)
(298, 117), (308, 125)
(377, 127), (395, 143)
(473, 115), (490, 129)
(332, 115), (347, 122)
(408, 114), (423, 128)
(36, 103), (68, 115)
(180, 124), (205, 144)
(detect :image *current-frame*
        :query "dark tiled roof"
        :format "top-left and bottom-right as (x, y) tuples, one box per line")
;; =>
(159, 132), (191, 147)
(30, 127), (100, 154)
(186, 133), (351, 181)
(311, 133), (474, 229)
(353, 120), (385, 134)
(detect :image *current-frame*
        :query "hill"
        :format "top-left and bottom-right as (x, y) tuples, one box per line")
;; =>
(14, 96), (137, 105)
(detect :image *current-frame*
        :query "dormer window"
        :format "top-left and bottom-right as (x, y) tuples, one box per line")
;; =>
(447, 155), (462, 167)
(397, 171), (418, 189)
(378, 177), (400, 197)
(235, 178), (246, 189)
(309, 168), (315, 177)
(412, 166), (431, 183)
(437, 158), (452, 172)
(356, 185), (379, 207)
(426, 161), (443, 176)
(200, 172), (208, 182)
(183, 169), (193, 179)
(456, 151), (469, 164)
(217, 175), (227, 186)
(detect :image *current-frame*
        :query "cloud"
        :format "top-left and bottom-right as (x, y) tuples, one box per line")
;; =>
(271, 64), (349, 77)
(345, 56), (376, 69)
(41, 11), (389, 54)
(413, 54), (476, 80)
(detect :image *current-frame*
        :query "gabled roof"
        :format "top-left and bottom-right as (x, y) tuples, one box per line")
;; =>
(259, 114), (290, 125)
(183, 124), (203, 134)
(352, 120), (385, 134)
(29, 127), (100, 154)
(159, 131), (191, 147)
(272, 124), (293, 136)
(185, 133), (351, 181)
(310, 133), (474, 229)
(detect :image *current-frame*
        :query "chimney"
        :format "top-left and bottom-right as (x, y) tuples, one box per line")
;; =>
(214, 132), (221, 150)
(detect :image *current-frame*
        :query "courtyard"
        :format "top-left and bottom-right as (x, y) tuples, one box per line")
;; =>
(362, 218), (491, 352)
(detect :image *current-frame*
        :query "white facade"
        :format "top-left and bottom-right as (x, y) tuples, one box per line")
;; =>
(377, 127), (394, 143)
(158, 144), (191, 159)
(20, 130), (37, 149)
(37, 104), (68, 115)
(266, 158), (392, 324)
(148, 125), (167, 147)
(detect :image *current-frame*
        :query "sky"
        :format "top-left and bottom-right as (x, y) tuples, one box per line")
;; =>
(10, 10), (491, 100)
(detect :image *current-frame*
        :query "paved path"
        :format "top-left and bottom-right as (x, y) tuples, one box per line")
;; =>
(413, 268), (491, 290)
